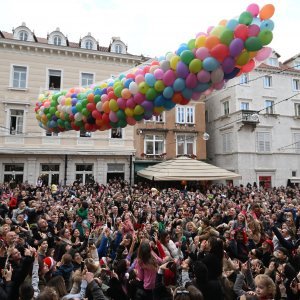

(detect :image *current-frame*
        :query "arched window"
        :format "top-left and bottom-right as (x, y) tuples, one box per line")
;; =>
(85, 39), (93, 50)
(19, 31), (28, 41)
(53, 35), (62, 46)
(115, 44), (122, 54)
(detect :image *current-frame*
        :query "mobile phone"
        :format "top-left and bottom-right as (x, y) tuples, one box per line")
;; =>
(80, 262), (85, 272)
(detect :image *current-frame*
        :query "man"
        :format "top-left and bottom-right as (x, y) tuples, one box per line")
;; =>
(109, 206), (120, 229)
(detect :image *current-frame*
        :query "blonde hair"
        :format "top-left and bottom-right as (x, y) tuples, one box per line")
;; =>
(255, 274), (276, 297)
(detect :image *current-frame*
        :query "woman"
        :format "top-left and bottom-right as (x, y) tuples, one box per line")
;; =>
(135, 240), (163, 300)
(158, 231), (183, 260)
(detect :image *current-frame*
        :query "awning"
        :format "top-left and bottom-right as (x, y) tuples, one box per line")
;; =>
(289, 177), (300, 183)
(137, 156), (241, 181)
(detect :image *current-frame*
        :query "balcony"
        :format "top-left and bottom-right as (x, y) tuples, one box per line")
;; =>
(139, 152), (167, 160)
(238, 110), (260, 131)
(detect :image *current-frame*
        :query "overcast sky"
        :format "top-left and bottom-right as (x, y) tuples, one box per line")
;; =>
(0, 0), (298, 62)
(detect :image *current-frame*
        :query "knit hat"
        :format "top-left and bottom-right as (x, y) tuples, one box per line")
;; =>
(264, 239), (274, 252)
(43, 257), (55, 270)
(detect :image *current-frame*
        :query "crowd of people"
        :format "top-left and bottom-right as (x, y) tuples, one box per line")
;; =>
(0, 179), (299, 300)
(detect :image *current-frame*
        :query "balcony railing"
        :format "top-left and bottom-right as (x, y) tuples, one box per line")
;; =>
(241, 110), (260, 125)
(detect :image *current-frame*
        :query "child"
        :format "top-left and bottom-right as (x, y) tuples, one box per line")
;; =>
(53, 253), (74, 291)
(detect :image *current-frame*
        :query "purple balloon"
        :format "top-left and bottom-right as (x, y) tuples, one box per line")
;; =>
(71, 98), (77, 105)
(229, 38), (244, 57)
(141, 101), (154, 111)
(176, 61), (189, 79)
(197, 70), (211, 83)
(222, 56), (235, 74)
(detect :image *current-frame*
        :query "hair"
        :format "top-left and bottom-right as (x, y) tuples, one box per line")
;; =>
(159, 231), (170, 245)
(208, 237), (224, 259)
(173, 287), (191, 300)
(186, 285), (203, 300)
(19, 282), (34, 300)
(46, 275), (67, 298)
(61, 253), (72, 265)
(38, 238), (48, 247)
(36, 287), (59, 300)
(84, 257), (98, 273)
(201, 217), (210, 227)
(254, 274), (276, 298)
(137, 240), (157, 269)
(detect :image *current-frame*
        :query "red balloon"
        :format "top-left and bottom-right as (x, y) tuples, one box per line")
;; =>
(108, 91), (117, 100)
(242, 59), (255, 73)
(234, 24), (248, 41)
(210, 44), (229, 62)
(86, 103), (96, 111)
(102, 113), (110, 124)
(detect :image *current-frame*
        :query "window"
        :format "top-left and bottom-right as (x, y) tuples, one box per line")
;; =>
(267, 57), (278, 67)
(48, 69), (61, 90)
(12, 66), (27, 88)
(264, 75), (272, 88)
(3, 164), (24, 184)
(295, 103), (300, 117)
(265, 100), (275, 114)
(85, 39), (93, 50)
(294, 60), (300, 70)
(240, 102), (249, 110)
(46, 131), (59, 136)
(110, 128), (123, 139)
(81, 73), (94, 87)
(10, 109), (24, 135)
(222, 132), (232, 153)
(19, 30), (28, 41)
(40, 164), (60, 186)
(153, 113), (165, 122)
(145, 135), (164, 155)
(80, 131), (91, 138)
(53, 35), (62, 46)
(75, 164), (94, 185)
(292, 171), (297, 177)
(177, 135), (195, 155)
(240, 74), (249, 84)
(256, 132), (271, 152)
(176, 106), (195, 124)
(294, 133), (300, 153)
(223, 101), (229, 115)
(292, 79), (300, 91)
(115, 44), (122, 54)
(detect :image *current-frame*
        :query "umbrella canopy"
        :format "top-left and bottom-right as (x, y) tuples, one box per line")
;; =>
(137, 156), (241, 181)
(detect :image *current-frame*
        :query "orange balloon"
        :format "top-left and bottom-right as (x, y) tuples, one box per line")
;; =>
(172, 92), (183, 104)
(249, 51), (257, 59)
(205, 36), (220, 50)
(102, 101), (110, 113)
(87, 93), (94, 103)
(219, 19), (227, 26)
(259, 4), (275, 20)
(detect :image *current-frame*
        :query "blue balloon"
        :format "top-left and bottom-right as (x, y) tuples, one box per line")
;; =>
(194, 82), (210, 92)
(124, 78), (133, 88)
(182, 88), (193, 100)
(176, 43), (189, 55)
(94, 88), (102, 95)
(260, 20), (274, 31)
(223, 67), (240, 80)
(145, 73), (156, 87)
(173, 78), (186, 92)
(163, 99), (176, 110)
(72, 107), (78, 114)
(251, 17), (261, 27)
(163, 87), (174, 99)
(203, 57), (220, 71)
(226, 19), (239, 31)
(154, 95), (165, 107)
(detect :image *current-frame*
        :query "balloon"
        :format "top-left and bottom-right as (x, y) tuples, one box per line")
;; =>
(247, 3), (259, 17)
(35, 3), (276, 134)
(259, 4), (275, 20)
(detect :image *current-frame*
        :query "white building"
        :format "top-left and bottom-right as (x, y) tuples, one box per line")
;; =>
(0, 23), (145, 186)
(205, 52), (300, 187)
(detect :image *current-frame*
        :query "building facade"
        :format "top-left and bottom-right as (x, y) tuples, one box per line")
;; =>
(134, 101), (207, 178)
(205, 52), (300, 187)
(0, 23), (145, 186)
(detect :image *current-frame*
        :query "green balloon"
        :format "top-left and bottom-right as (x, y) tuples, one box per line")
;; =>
(110, 121), (119, 128)
(49, 107), (56, 115)
(57, 119), (64, 127)
(116, 110), (126, 120)
(258, 30), (273, 45)
(146, 88), (157, 101)
(239, 11), (253, 25)
(134, 105), (144, 115)
(44, 108), (49, 114)
(77, 93), (85, 100)
(94, 95), (101, 103)
(114, 86), (123, 98)
(189, 59), (202, 73)
(76, 102), (83, 112)
(180, 50), (195, 65)
(118, 119), (127, 128)
(82, 108), (89, 116)
(245, 37), (262, 51)
(220, 29), (234, 46)
(82, 99), (88, 107)
(187, 39), (196, 50)
(64, 121), (72, 129)
(133, 114), (144, 121)
(46, 113), (52, 120)
(64, 113), (70, 121)
(75, 120), (83, 127)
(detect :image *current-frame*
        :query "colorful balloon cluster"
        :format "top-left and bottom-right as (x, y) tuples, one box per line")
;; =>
(35, 3), (275, 133)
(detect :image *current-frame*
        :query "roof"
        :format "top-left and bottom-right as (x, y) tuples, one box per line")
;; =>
(137, 156), (242, 181)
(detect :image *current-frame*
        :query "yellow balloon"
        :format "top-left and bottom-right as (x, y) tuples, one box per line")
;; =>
(170, 55), (180, 70)
(125, 108), (134, 117)
(195, 35), (206, 48)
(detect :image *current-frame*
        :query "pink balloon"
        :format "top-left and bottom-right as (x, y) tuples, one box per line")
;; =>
(185, 73), (198, 89)
(255, 47), (272, 61)
(213, 80), (225, 90)
(135, 74), (145, 84)
(191, 92), (202, 100)
(246, 3), (260, 17)
(163, 70), (176, 86)
(195, 47), (210, 60)
(101, 94), (109, 102)
(248, 24), (260, 37)
(126, 98), (136, 109)
(117, 98), (126, 110)
(207, 26), (214, 34)
(197, 70), (211, 83)
(196, 31), (207, 38)
(154, 68), (164, 80)
(133, 93), (145, 104)
(109, 111), (118, 122)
